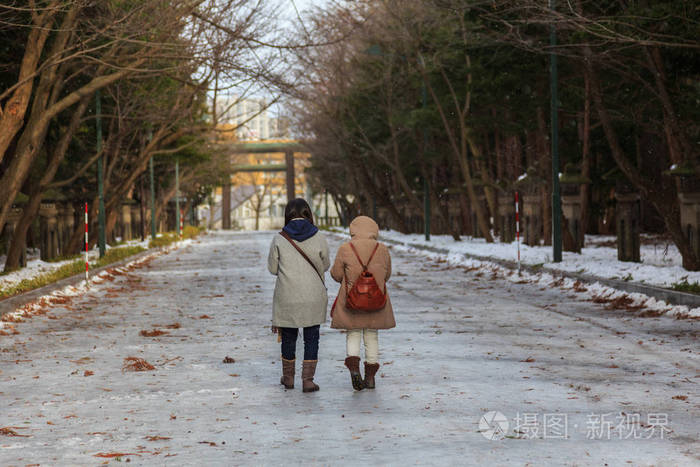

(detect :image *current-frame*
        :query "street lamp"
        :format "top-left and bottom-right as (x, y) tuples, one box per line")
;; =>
(96, 90), (105, 258)
(175, 158), (180, 237)
(550, 0), (562, 262)
(148, 130), (156, 240)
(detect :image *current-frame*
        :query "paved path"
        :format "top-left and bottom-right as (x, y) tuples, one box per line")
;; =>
(0, 231), (698, 466)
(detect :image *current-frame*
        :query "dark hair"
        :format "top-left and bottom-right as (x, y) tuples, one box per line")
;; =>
(284, 198), (314, 226)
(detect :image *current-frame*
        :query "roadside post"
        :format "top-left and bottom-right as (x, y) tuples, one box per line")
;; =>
(515, 191), (521, 273)
(85, 202), (89, 284)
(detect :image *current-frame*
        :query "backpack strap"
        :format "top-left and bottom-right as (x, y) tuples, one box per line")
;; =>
(279, 231), (324, 283)
(349, 242), (379, 272)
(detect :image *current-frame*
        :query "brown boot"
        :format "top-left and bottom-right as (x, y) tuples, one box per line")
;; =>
(280, 358), (295, 389)
(363, 362), (380, 389)
(302, 360), (320, 393)
(344, 356), (364, 391)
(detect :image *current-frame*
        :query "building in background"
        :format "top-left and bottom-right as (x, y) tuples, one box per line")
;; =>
(214, 96), (290, 141)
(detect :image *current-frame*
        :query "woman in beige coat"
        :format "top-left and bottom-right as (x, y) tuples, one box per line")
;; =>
(268, 199), (330, 393)
(330, 216), (395, 390)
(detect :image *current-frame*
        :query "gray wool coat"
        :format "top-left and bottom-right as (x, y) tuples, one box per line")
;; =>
(268, 231), (330, 328)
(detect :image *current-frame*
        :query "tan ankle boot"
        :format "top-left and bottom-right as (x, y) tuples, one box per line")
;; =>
(280, 358), (295, 389)
(302, 360), (320, 392)
(363, 362), (380, 389)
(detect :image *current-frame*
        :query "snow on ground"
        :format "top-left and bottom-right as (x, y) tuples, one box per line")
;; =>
(0, 231), (698, 466)
(373, 230), (700, 319)
(0, 239), (191, 332)
(377, 231), (698, 288)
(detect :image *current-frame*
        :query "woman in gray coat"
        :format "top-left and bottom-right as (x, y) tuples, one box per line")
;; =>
(268, 198), (330, 392)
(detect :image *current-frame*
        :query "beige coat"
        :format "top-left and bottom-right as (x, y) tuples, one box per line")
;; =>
(330, 216), (395, 330)
(268, 232), (330, 328)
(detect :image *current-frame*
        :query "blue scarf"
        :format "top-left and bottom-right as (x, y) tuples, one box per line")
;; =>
(282, 219), (318, 242)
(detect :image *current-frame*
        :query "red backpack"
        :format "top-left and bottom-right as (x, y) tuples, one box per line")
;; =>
(346, 242), (387, 312)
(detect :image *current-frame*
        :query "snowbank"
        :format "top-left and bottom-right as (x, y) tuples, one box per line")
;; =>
(378, 231), (697, 288)
(335, 229), (700, 320)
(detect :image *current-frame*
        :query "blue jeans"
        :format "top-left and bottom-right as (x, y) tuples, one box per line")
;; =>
(280, 325), (320, 360)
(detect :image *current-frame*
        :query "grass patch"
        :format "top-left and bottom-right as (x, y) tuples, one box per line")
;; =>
(0, 245), (147, 300)
(671, 279), (700, 294)
(95, 245), (146, 268)
(46, 253), (82, 263)
(148, 225), (204, 249)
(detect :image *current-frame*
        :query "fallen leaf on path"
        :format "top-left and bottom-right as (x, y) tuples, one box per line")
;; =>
(672, 395), (688, 401)
(70, 357), (92, 365)
(199, 441), (217, 446)
(84, 370), (94, 376)
(140, 329), (169, 337)
(0, 325), (19, 335)
(145, 435), (171, 441)
(0, 427), (30, 437)
(94, 452), (140, 458)
(199, 314), (213, 319)
(223, 356), (235, 364)
(122, 357), (155, 372)
(520, 357), (535, 363)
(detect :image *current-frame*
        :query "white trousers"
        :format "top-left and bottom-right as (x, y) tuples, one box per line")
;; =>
(346, 329), (379, 364)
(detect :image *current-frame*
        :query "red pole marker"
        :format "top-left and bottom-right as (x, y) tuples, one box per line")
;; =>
(85, 202), (89, 283)
(515, 191), (521, 273)
(179, 209), (184, 238)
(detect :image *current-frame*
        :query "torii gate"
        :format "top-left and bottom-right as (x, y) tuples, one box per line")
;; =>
(221, 141), (305, 229)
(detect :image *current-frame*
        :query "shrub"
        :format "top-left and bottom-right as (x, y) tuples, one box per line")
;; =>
(148, 225), (204, 249)
(671, 279), (700, 294)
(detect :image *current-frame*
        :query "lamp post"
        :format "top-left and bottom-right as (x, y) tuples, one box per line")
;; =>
(175, 159), (180, 237)
(422, 79), (430, 241)
(148, 130), (156, 240)
(550, 0), (562, 262)
(96, 90), (105, 258)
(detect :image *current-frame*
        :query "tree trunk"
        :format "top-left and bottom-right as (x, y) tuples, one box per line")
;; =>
(466, 132), (497, 226)
(3, 96), (90, 270)
(140, 177), (147, 240)
(420, 71), (493, 241)
(4, 190), (42, 271)
(0, 3), (59, 165)
(579, 71), (592, 248)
